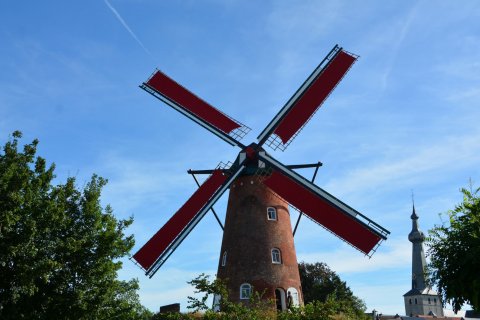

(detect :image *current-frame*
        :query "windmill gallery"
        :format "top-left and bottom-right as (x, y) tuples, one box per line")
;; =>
(131, 45), (391, 311)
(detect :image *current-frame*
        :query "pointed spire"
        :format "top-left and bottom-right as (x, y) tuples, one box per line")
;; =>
(410, 191), (418, 220)
(408, 203), (424, 242)
(404, 197), (444, 317)
(411, 203), (419, 220)
(408, 200), (427, 291)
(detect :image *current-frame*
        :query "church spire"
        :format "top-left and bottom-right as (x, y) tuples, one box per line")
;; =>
(403, 200), (444, 317)
(408, 204), (427, 291)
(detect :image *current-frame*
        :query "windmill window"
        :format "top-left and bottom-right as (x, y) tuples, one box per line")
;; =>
(271, 248), (282, 264)
(221, 251), (227, 267)
(240, 283), (251, 299)
(267, 207), (277, 221)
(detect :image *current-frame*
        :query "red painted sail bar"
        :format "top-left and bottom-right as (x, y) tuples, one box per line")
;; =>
(146, 71), (241, 135)
(274, 50), (357, 144)
(133, 170), (228, 270)
(263, 171), (381, 254)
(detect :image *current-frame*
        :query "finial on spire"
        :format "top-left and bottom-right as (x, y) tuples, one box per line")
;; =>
(411, 191), (418, 220)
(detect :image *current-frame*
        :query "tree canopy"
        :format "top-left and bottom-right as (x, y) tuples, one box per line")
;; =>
(0, 131), (150, 319)
(158, 263), (369, 319)
(298, 262), (367, 318)
(427, 183), (480, 312)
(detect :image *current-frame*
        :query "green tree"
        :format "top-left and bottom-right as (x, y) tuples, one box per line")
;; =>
(182, 273), (275, 320)
(298, 262), (367, 319)
(158, 270), (369, 320)
(277, 297), (367, 320)
(0, 131), (151, 319)
(427, 183), (480, 312)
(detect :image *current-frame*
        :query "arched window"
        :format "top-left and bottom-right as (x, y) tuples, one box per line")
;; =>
(240, 283), (251, 299)
(267, 207), (277, 221)
(414, 298), (417, 304)
(221, 251), (227, 267)
(409, 298), (412, 305)
(271, 248), (281, 264)
(428, 297), (431, 304)
(434, 298), (437, 304)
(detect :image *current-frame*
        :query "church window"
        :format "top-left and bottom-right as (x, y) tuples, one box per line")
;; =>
(221, 251), (227, 266)
(267, 207), (277, 221)
(240, 283), (251, 299)
(272, 248), (281, 264)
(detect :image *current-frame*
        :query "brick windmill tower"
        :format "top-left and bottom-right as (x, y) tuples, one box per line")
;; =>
(132, 45), (390, 310)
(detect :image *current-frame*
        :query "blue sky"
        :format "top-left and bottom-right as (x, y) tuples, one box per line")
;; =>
(1, 0), (479, 315)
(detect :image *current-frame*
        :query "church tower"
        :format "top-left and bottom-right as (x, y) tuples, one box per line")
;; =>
(403, 205), (443, 317)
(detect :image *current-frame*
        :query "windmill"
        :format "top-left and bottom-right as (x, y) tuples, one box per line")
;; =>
(132, 45), (390, 309)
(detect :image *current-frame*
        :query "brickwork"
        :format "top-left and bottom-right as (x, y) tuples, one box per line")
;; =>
(216, 175), (303, 308)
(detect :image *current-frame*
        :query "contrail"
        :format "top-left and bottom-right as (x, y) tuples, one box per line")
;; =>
(104, 0), (152, 56)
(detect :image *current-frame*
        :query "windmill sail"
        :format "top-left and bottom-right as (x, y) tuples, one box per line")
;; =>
(257, 45), (357, 150)
(141, 70), (250, 147)
(136, 44), (390, 278)
(259, 153), (389, 255)
(133, 166), (244, 276)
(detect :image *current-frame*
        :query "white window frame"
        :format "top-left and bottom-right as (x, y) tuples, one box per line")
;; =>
(221, 251), (227, 266)
(287, 287), (300, 307)
(267, 207), (277, 221)
(271, 248), (281, 264)
(240, 283), (251, 300)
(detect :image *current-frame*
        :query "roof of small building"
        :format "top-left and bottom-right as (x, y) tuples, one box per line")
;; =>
(404, 287), (439, 296)
(465, 310), (480, 318)
(401, 317), (463, 320)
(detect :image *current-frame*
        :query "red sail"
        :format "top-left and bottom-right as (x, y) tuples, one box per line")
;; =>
(147, 71), (241, 135)
(263, 171), (381, 254)
(133, 170), (227, 270)
(274, 50), (356, 144)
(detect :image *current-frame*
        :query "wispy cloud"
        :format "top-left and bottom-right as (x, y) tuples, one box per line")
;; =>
(380, 2), (421, 89)
(266, 1), (343, 45)
(94, 151), (194, 214)
(103, 0), (152, 56)
(119, 265), (217, 311)
(297, 237), (410, 273)
(446, 87), (480, 102)
(323, 130), (480, 198)
(354, 284), (409, 314)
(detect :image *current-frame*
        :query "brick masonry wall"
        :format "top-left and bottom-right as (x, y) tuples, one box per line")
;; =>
(216, 175), (303, 307)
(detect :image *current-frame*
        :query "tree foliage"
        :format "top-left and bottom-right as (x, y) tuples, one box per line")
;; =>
(153, 264), (369, 320)
(180, 273), (275, 320)
(427, 183), (480, 312)
(0, 131), (151, 319)
(298, 262), (367, 318)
